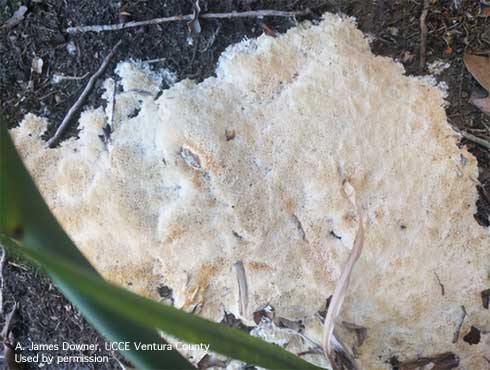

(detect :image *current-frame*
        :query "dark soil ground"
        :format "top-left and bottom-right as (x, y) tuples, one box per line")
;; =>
(1, 0), (489, 369)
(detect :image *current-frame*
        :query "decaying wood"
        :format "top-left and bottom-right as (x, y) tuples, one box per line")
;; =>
(392, 352), (459, 370)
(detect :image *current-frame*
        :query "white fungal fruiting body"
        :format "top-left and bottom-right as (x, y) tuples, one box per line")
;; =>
(10, 14), (490, 369)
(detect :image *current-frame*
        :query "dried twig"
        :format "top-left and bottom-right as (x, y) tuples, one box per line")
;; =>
(7, 261), (27, 271)
(452, 305), (467, 343)
(419, 0), (431, 71)
(233, 261), (249, 317)
(394, 352), (459, 370)
(46, 40), (122, 148)
(1, 303), (19, 341)
(66, 9), (310, 34)
(110, 79), (117, 129)
(460, 131), (490, 150)
(188, 0), (202, 34)
(323, 180), (365, 369)
(142, 57), (167, 64)
(51, 72), (90, 84)
(434, 271), (445, 296)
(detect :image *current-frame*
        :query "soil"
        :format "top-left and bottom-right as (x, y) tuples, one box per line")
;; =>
(0, 1), (489, 369)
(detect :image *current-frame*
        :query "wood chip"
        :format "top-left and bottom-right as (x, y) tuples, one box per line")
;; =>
(462, 326), (481, 345)
(31, 57), (43, 75)
(197, 354), (227, 369)
(393, 352), (459, 370)
(481, 289), (490, 309)
(1, 5), (28, 30)
(469, 92), (490, 116)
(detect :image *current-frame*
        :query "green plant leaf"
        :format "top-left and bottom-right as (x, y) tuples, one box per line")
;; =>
(0, 119), (322, 370)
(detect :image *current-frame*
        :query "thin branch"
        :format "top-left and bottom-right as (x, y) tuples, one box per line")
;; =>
(419, 0), (430, 72)
(142, 57), (167, 64)
(46, 40), (122, 148)
(461, 131), (490, 150)
(66, 9), (310, 34)
(51, 72), (90, 84)
(323, 180), (365, 370)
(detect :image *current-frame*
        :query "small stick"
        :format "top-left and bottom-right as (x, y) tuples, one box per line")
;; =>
(323, 180), (365, 369)
(110, 79), (117, 129)
(142, 57), (167, 64)
(419, 0), (430, 72)
(7, 261), (28, 271)
(46, 40), (123, 148)
(233, 261), (249, 317)
(51, 72), (90, 83)
(461, 131), (490, 150)
(66, 9), (310, 34)
(452, 305), (467, 343)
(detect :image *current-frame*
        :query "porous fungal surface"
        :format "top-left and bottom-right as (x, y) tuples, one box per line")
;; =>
(10, 13), (490, 370)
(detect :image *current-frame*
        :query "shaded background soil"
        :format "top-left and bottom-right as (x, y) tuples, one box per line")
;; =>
(1, 0), (489, 369)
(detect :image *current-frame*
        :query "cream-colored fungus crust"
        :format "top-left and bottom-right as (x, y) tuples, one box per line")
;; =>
(11, 14), (489, 369)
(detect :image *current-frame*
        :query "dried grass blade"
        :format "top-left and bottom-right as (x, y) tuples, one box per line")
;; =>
(323, 180), (365, 368)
